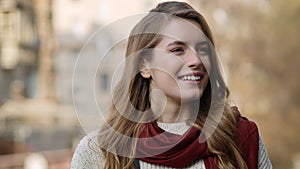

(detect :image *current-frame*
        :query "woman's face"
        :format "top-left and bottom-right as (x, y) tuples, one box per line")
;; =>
(141, 18), (211, 102)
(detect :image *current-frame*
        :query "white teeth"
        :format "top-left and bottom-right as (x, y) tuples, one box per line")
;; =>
(181, 75), (201, 81)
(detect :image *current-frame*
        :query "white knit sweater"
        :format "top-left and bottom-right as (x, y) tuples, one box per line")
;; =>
(70, 122), (272, 169)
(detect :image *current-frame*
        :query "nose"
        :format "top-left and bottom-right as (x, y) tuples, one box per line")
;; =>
(185, 50), (202, 69)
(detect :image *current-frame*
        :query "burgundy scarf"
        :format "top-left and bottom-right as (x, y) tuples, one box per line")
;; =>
(136, 107), (259, 168)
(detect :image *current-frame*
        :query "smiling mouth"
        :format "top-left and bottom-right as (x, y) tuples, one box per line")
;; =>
(179, 75), (201, 81)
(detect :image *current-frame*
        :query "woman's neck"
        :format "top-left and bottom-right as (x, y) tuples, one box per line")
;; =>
(151, 95), (199, 123)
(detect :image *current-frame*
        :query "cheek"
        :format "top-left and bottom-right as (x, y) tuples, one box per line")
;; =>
(200, 56), (211, 73)
(149, 58), (183, 77)
(151, 70), (178, 87)
(149, 66), (181, 94)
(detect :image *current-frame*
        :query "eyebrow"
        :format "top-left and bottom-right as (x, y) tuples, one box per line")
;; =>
(196, 41), (209, 46)
(166, 41), (187, 47)
(166, 40), (209, 48)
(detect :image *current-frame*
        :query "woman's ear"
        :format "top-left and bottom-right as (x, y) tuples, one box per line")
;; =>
(139, 59), (151, 78)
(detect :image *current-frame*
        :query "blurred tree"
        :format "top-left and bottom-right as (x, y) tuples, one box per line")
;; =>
(194, 0), (300, 168)
(227, 1), (300, 168)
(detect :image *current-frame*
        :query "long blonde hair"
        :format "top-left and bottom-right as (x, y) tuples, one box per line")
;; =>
(99, 1), (248, 169)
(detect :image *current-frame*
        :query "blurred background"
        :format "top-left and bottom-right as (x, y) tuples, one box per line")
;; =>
(0, 0), (299, 168)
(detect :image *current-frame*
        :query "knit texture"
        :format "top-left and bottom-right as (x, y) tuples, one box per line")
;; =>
(71, 122), (272, 169)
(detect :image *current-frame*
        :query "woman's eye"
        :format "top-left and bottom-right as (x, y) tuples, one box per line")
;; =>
(197, 47), (209, 55)
(171, 48), (184, 55)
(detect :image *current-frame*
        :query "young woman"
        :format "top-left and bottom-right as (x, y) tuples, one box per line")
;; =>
(71, 1), (272, 169)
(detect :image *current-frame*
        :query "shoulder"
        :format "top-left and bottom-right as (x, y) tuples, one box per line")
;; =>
(232, 107), (273, 168)
(70, 130), (105, 169)
(232, 106), (259, 143)
(233, 108), (260, 167)
(237, 116), (258, 134)
(258, 135), (273, 169)
(236, 115), (259, 146)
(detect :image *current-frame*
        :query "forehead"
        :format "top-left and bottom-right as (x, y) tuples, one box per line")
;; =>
(158, 18), (207, 45)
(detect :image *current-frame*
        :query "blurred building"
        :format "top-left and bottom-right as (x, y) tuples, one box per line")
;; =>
(52, 0), (170, 132)
(0, 0), (38, 104)
(0, 0), (80, 167)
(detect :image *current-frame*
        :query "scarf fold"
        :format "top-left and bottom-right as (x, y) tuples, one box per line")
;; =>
(136, 107), (259, 169)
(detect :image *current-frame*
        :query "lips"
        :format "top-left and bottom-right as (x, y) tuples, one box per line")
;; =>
(180, 75), (201, 81)
(178, 72), (204, 81)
